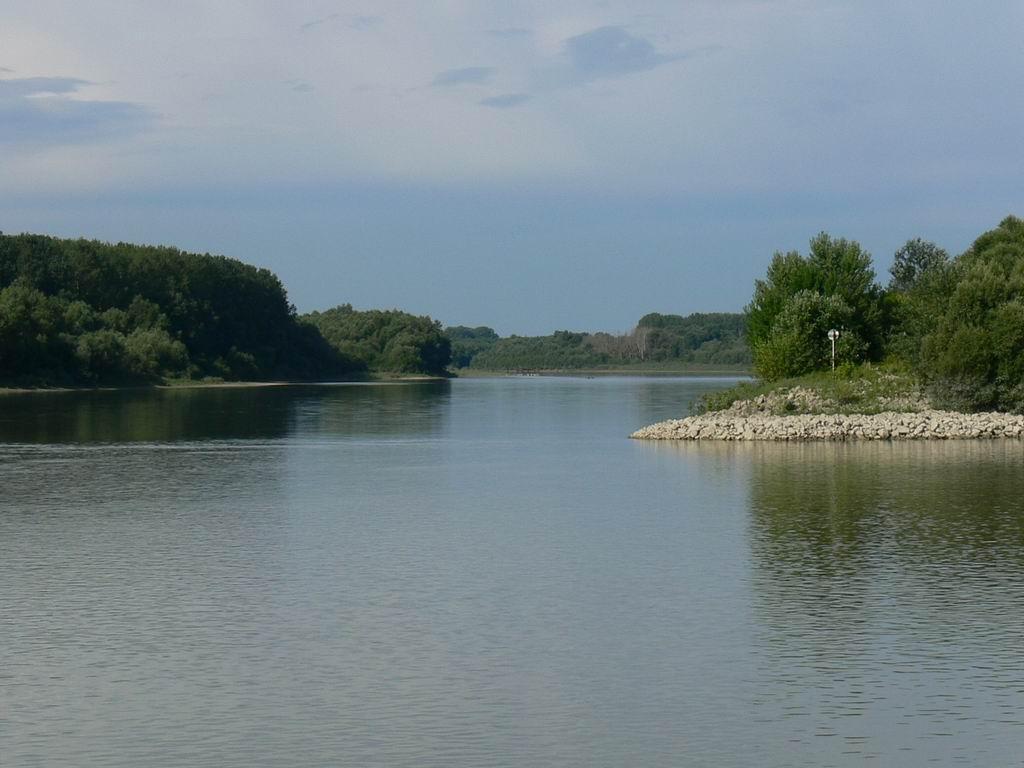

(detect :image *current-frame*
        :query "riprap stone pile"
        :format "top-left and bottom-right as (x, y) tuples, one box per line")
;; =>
(631, 409), (1024, 441)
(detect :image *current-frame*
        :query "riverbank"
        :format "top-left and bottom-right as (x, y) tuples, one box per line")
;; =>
(631, 370), (1024, 440)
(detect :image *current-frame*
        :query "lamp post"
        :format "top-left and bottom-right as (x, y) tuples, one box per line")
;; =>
(827, 328), (839, 372)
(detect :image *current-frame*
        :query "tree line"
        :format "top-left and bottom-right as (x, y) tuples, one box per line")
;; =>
(746, 215), (1024, 412)
(446, 312), (750, 371)
(0, 232), (751, 387)
(0, 234), (449, 385)
(37, 216), (1016, 390)
(302, 305), (451, 376)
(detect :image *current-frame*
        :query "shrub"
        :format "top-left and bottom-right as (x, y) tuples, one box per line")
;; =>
(918, 216), (1024, 411)
(747, 233), (885, 361)
(753, 291), (868, 380)
(124, 328), (189, 379)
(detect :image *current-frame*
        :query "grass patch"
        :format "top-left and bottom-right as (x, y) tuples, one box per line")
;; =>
(693, 363), (924, 415)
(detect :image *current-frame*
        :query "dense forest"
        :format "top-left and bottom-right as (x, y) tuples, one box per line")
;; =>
(745, 215), (1024, 412)
(447, 312), (750, 371)
(303, 305), (451, 376)
(0, 234), (446, 386)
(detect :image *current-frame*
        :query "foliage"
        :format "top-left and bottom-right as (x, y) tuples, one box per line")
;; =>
(0, 233), (358, 385)
(917, 216), (1024, 411)
(753, 291), (867, 380)
(635, 312), (750, 364)
(461, 313), (750, 371)
(746, 250), (819, 347)
(884, 239), (956, 366)
(445, 326), (499, 368)
(467, 330), (604, 370)
(695, 363), (920, 416)
(304, 304), (451, 375)
(0, 284), (74, 384)
(124, 328), (190, 380)
(730, 217), (1024, 412)
(889, 238), (950, 293)
(747, 233), (885, 380)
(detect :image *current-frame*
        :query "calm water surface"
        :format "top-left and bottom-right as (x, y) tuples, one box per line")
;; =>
(2, 377), (1023, 767)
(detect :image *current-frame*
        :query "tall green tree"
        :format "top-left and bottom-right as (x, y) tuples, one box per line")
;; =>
(889, 238), (950, 293)
(885, 239), (953, 366)
(918, 216), (1024, 411)
(746, 233), (884, 379)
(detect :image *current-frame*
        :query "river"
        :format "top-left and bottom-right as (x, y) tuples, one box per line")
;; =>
(2, 377), (1023, 766)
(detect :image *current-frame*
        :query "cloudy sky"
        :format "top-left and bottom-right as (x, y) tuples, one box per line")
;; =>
(3, 1), (1022, 334)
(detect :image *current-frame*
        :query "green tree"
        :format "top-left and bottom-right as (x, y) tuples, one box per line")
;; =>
(747, 233), (884, 379)
(746, 250), (819, 348)
(124, 328), (189, 379)
(886, 239), (955, 366)
(75, 329), (129, 382)
(918, 216), (1024, 411)
(0, 284), (72, 383)
(636, 312), (750, 364)
(889, 238), (950, 293)
(446, 326), (499, 368)
(0, 232), (361, 385)
(753, 291), (867, 380)
(304, 305), (451, 375)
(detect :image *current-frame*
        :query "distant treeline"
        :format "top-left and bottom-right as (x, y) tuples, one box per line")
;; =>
(0, 234), (447, 385)
(303, 305), (451, 376)
(446, 312), (751, 371)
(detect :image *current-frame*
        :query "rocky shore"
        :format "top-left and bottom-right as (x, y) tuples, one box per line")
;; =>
(631, 387), (1024, 441)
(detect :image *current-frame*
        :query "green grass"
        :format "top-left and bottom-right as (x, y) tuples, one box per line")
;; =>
(694, 363), (924, 415)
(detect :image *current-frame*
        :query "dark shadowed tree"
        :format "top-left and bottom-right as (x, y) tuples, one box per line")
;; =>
(889, 239), (950, 293)
(0, 233), (359, 384)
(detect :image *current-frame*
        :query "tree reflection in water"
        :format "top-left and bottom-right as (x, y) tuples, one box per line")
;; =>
(743, 440), (1024, 762)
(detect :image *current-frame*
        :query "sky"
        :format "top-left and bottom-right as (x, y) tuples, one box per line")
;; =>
(2, 1), (1023, 335)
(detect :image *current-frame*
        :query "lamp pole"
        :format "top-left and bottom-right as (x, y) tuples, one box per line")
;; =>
(827, 329), (839, 372)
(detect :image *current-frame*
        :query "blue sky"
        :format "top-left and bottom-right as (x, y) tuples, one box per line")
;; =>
(2, 1), (1022, 334)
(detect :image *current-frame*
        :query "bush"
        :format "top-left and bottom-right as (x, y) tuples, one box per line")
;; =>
(76, 329), (128, 381)
(124, 328), (189, 379)
(0, 284), (72, 382)
(918, 216), (1024, 411)
(753, 291), (868, 380)
(747, 233), (885, 361)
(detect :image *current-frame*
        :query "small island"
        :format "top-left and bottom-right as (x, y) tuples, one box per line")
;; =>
(634, 216), (1024, 441)
(632, 378), (1024, 441)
